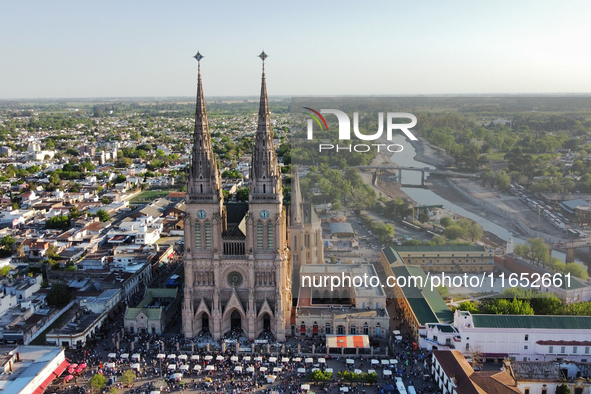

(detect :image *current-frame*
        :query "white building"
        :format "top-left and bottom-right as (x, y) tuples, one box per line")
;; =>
(428, 311), (591, 362)
(81, 289), (122, 315)
(510, 360), (591, 394)
(0, 346), (67, 394)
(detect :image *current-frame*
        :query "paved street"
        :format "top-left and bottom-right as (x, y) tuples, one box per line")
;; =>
(46, 295), (441, 394)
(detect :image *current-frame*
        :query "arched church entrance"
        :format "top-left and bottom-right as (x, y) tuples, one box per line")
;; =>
(231, 310), (242, 331)
(262, 313), (271, 332)
(202, 314), (209, 332)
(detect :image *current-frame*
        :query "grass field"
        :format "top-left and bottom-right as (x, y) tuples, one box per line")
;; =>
(129, 189), (173, 202)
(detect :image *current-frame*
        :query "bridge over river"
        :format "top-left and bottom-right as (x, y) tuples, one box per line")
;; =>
(358, 165), (479, 186)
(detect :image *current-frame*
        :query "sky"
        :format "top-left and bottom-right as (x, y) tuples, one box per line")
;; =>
(1, 0), (591, 99)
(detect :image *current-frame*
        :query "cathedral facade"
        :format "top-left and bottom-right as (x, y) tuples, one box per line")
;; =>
(182, 54), (291, 341)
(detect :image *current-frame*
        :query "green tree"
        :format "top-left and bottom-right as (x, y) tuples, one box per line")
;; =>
(529, 296), (565, 315)
(556, 384), (571, 394)
(463, 221), (483, 243)
(236, 187), (249, 202)
(89, 373), (108, 393)
(46, 282), (73, 307)
(455, 301), (480, 314)
(349, 187), (377, 212)
(496, 171), (511, 189)
(564, 262), (589, 280)
(68, 206), (82, 220)
(0, 266), (11, 276)
(96, 209), (110, 222)
(527, 238), (550, 267)
(443, 225), (464, 240)
(439, 217), (453, 227)
(513, 243), (530, 260)
(482, 298), (534, 315)
(0, 235), (16, 254)
(417, 211), (430, 223)
(115, 158), (132, 168)
(308, 369), (332, 382)
(45, 215), (70, 230)
(121, 370), (136, 387)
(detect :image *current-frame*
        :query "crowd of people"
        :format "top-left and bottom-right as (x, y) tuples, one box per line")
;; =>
(47, 250), (441, 394)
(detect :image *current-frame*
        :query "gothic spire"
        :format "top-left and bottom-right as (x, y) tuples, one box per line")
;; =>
(250, 51), (281, 200)
(257, 51), (271, 134)
(189, 52), (222, 201)
(291, 166), (302, 224)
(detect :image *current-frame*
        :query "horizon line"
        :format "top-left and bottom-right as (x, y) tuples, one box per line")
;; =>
(3, 92), (591, 102)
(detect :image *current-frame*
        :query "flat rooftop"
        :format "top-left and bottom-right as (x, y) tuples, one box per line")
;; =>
(0, 346), (64, 393)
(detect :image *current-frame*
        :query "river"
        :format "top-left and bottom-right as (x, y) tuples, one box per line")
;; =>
(388, 135), (578, 264)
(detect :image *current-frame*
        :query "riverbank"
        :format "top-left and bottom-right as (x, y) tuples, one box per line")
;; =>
(410, 139), (451, 167)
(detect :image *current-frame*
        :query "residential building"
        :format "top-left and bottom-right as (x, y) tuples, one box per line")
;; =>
(431, 350), (521, 394)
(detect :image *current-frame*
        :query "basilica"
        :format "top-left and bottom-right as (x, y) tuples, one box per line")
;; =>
(182, 53), (293, 341)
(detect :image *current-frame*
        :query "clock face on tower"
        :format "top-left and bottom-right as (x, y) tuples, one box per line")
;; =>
(260, 210), (269, 219)
(197, 210), (206, 219)
(227, 271), (243, 287)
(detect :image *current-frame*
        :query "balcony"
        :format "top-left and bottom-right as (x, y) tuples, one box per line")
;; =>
(250, 193), (279, 202)
(222, 237), (246, 257)
(187, 193), (217, 204)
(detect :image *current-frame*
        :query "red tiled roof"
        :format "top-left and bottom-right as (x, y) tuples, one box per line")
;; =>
(432, 350), (485, 394)
(537, 340), (591, 346)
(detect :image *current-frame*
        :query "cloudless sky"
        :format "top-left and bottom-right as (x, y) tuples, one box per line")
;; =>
(1, 0), (590, 98)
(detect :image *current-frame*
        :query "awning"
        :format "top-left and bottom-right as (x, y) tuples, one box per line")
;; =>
(54, 360), (70, 377)
(32, 360), (70, 394)
(32, 374), (56, 394)
(326, 335), (370, 348)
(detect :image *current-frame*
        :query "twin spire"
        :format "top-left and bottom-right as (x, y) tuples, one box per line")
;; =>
(190, 51), (280, 201)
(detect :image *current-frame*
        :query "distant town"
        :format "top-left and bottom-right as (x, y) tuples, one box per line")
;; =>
(2, 93), (591, 394)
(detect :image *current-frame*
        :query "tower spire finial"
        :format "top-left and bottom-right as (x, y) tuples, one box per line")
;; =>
(194, 51), (204, 72)
(189, 50), (222, 201)
(259, 51), (268, 73)
(251, 51), (280, 199)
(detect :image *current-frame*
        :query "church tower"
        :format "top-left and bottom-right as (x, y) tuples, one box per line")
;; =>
(183, 52), (291, 342)
(247, 52), (291, 340)
(183, 52), (224, 339)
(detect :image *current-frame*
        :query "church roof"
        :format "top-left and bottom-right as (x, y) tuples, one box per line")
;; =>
(225, 203), (248, 237)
